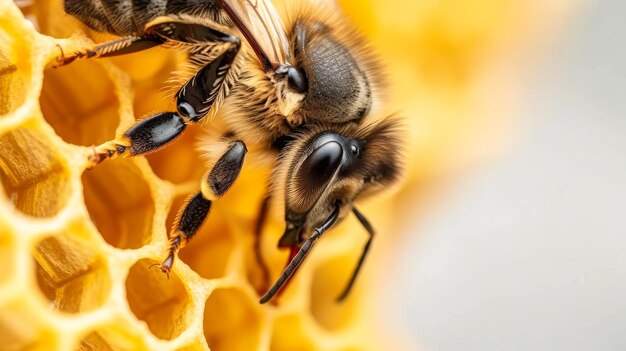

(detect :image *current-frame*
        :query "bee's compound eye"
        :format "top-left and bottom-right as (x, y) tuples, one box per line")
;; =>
(287, 67), (308, 94)
(177, 101), (197, 120)
(298, 141), (343, 187)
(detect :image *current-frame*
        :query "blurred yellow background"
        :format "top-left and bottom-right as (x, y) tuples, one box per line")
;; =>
(338, 0), (626, 350)
(333, 0), (587, 349)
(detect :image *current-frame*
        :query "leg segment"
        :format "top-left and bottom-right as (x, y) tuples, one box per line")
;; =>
(90, 112), (186, 164)
(55, 34), (166, 66)
(260, 206), (340, 304)
(146, 20), (241, 121)
(175, 44), (239, 121)
(154, 139), (247, 275)
(156, 191), (212, 277)
(162, 24), (240, 122)
(336, 207), (375, 302)
(56, 18), (237, 66)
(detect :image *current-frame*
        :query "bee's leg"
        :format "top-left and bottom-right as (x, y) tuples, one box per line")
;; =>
(260, 206), (340, 304)
(90, 43), (240, 165)
(153, 191), (211, 277)
(144, 21), (241, 121)
(88, 111), (187, 165)
(173, 42), (239, 122)
(336, 207), (375, 302)
(55, 34), (166, 66)
(154, 139), (247, 275)
(56, 18), (237, 67)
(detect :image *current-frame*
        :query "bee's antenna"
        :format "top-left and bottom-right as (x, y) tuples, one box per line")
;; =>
(260, 206), (340, 304)
(217, 0), (275, 71)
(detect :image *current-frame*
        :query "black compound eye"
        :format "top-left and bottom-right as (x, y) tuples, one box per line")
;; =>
(287, 67), (308, 94)
(289, 140), (344, 214)
(302, 141), (342, 179)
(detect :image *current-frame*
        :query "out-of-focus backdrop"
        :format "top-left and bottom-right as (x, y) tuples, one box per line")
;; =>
(337, 0), (625, 349)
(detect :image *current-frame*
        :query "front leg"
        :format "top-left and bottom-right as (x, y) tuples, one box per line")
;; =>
(56, 17), (237, 66)
(89, 29), (240, 165)
(55, 34), (166, 67)
(154, 139), (247, 275)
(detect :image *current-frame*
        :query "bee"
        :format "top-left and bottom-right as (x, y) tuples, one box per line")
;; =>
(60, 0), (402, 303)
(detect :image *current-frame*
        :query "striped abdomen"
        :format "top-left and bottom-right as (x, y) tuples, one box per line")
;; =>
(64, 0), (224, 36)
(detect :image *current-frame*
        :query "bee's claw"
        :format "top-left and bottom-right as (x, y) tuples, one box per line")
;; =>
(53, 44), (65, 68)
(87, 142), (129, 169)
(149, 258), (173, 279)
(87, 145), (106, 169)
(53, 44), (85, 68)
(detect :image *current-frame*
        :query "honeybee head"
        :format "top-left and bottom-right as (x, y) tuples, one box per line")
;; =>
(278, 118), (402, 247)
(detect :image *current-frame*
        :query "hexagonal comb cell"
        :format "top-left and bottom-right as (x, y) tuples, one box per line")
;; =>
(166, 195), (235, 280)
(32, 232), (112, 313)
(310, 256), (360, 331)
(40, 59), (119, 147)
(0, 127), (70, 217)
(203, 288), (262, 351)
(125, 259), (191, 341)
(82, 159), (154, 249)
(75, 323), (148, 351)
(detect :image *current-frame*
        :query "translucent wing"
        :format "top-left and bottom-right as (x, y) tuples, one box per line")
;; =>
(217, 0), (289, 71)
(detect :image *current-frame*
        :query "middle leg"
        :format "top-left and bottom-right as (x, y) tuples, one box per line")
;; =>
(154, 138), (248, 275)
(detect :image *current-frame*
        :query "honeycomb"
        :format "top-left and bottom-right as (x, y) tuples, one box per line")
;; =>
(0, 0), (578, 350)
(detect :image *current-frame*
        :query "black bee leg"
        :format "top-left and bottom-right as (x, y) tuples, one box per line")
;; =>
(152, 192), (212, 277)
(55, 34), (166, 66)
(260, 206), (340, 304)
(174, 42), (239, 121)
(336, 207), (375, 302)
(154, 140), (247, 275)
(142, 20), (242, 121)
(88, 111), (186, 166)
